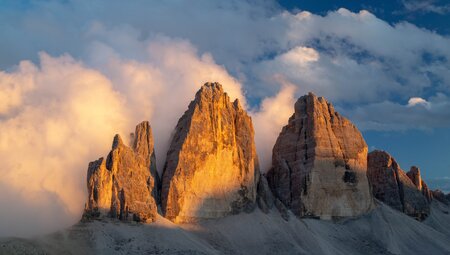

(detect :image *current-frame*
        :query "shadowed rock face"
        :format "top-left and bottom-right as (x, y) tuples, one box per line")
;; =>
(84, 121), (158, 223)
(256, 174), (274, 214)
(407, 166), (422, 190)
(266, 93), (374, 219)
(406, 166), (433, 202)
(368, 150), (430, 220)
(421, 181), (433, 202)
(161, 82), (259, 223)
(432, 190), (449, 205)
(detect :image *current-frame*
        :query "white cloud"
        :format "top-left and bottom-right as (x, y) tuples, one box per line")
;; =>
(252, 8), (450, 105)
(251, 82), (297, 172)
(407, 97), (431, 108)
(0, 53), (129, 237)
(402, 0), (450, 14)
(343, 93), (450, 131)
(0, 34), (246, 237)
(86, 32), (245, 170)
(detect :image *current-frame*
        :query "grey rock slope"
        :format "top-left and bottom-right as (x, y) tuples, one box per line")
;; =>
(1, 202), (449, 255)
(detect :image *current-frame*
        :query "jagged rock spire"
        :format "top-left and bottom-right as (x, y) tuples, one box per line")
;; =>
(161, 82), (259, 223)
(84, 121), (159, 222)
(368, 150), (430, 220)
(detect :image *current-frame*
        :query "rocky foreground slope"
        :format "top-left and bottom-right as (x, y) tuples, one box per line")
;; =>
(1, 202), (449, 255)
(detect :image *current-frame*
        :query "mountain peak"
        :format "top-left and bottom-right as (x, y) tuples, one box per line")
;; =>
(161, 83), (259, 223)
(267, 93), (374, 219)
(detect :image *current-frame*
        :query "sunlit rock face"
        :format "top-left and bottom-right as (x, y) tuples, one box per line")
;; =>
(266, 93), (374, 219)
(368, 150), (430, 220)
(84, 121), (158, 223)
(161, 82), (259, 223)
(407, 166), (423, 190)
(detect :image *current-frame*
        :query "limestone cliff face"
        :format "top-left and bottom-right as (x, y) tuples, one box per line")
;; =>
(84, 121), (158, 222)
(266, 93), (374, 219)
(367, 150), (430, 220)
(161, 82), (259, 223)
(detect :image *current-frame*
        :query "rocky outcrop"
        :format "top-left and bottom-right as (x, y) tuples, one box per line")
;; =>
(161, 82), (259, 223)
(407, 166), (422, 190)
(407, 166), (433, 202)
(266, 93), (374, 219)
(432, 190), (448, 205)
(84, 121), (158, 223)
(421, 181), (433, 202)
(367, 150), (430, 220)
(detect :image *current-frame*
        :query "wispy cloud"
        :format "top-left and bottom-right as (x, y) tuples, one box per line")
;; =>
(401, 0), (450, 14)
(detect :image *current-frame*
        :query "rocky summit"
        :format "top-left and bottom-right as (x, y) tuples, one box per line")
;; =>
(84, 121), (159, 223)
(161, 82), (259, 223)
(367, 150), (430, 220)
(266, 93), (374, 219)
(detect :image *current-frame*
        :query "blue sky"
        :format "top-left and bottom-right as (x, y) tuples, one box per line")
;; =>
(279, 0), (450, 180)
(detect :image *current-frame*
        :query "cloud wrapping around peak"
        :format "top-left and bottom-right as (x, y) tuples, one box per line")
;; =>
(0, 34), (245, 237)
(0, 53), (128, 237)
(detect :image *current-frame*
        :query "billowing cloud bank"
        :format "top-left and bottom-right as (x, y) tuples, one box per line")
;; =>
(0, 36), (245, 237)
(1, 1), (450, 237)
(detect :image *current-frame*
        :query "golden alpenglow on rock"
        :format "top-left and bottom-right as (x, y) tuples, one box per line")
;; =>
(161, 82), (259, 223)
(84, 121), (158, 222)
(266, 93), (374, 219)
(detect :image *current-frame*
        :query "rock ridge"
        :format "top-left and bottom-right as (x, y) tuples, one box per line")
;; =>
(367, 150), (430, 220)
